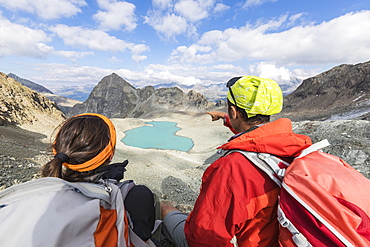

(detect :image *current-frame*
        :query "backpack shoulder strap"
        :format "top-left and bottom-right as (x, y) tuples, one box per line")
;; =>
(0, 177), (110, 205)
(72, 181), (110, 202)
(222, 139), (331, 188)
(296, 139), (330, 159)
(116, 180), (136, 198)
(108, 180), (161, 247)
(223, 150), (286, 187)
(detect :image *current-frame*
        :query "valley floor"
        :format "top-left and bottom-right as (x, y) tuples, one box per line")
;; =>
(0, 111), (232, 205)
(1, 112), (369, 206)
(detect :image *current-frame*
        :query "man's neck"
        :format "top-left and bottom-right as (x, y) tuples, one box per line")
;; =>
(239, 120), (268, 132)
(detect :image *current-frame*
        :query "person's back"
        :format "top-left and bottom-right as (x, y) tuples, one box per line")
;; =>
(161, 76), (312, 246)
(185, 118), (311, 246)
(0, 113), (158, 246)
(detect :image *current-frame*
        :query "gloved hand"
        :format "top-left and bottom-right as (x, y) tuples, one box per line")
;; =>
(96, 160), (129, 181)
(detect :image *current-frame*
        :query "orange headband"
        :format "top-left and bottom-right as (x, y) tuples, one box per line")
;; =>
(53, 113), (116, 172)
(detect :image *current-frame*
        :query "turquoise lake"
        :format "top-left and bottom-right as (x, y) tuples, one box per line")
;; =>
(121, 121), (194, 151)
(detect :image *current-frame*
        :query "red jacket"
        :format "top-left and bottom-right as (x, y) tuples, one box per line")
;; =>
(184, 118), (311, 246)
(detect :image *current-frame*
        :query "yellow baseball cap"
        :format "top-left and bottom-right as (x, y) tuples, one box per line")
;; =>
(227, 76), (283, 118)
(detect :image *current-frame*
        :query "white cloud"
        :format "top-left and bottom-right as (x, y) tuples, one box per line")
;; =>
(152, 0), (173, 9)
(49, 24), (149, 61)
(170, 44), (215, 63)
(212, 64), (238, 70)
(138, 64), (205, 86)
(131, 54), (147, 63)
(288, 13), (304, 24)
(131, 44), (150, 63)
(136, 63), (244, 87)
(169, 11), (370, 66)
(249, 62), (293, 84)
(49, 24), (131, 51)
(144, 13), (188, 40)
(53, 50), (94, 61)
(214, 3), (230, 13)
(109, 56), (122, 63)
(94, 0), (137, 31)
(0, 0), (86, 19)
(292, 67), (323, 81)
(182, 76), (202, 86)
(243, 0), (277, 8)
(131, 44), (150, 54)
(146, 0), (224, 40)
(174, 0), (214, 22)
(0, 16), (53, 57)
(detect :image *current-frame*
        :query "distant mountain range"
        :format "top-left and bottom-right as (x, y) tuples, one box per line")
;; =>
(68, 73), (217, 118)
(52, 84), (95, 102)
(3, 60), (370, 121)
(7, 74), (301, 104)
(154, 82), (227, 103)
(153, 76), (301, 102)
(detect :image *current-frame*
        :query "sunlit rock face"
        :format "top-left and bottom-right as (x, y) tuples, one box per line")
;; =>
(0, 72), (65, 126)
(68, 73), (216, 118)
(279, 60), (370, 121)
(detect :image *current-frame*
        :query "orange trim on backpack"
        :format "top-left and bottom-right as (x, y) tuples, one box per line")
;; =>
(124, 209), (134, 246)
(94, 206), (118, 247)
(53, 113), (116, 172)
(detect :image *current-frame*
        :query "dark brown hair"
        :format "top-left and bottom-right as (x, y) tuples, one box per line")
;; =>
(227, 99), (270, 125)
(41, 115), (111, 182)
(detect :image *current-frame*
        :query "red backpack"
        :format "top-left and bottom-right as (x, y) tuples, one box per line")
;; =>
(228, 140), (370, 247)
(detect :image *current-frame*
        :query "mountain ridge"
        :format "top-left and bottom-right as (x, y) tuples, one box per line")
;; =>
(6, 73), (82, 115)
(68, 73), (217, 118)
(7, 73), (53, 94)
(0, 72), (65, 126)
(5, 60), (370, 121)
(277, 60), (370, 121)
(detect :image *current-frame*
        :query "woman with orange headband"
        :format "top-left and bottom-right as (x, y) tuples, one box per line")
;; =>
(43, 113), (118, 180)
(41, 113), (159, 245)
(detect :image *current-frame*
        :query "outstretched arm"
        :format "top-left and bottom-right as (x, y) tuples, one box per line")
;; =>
(206, 111), (227, 121)
(206, 111), (238, 134)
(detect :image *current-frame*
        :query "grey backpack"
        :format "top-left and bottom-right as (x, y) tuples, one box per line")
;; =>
(0, 177), (159, 247)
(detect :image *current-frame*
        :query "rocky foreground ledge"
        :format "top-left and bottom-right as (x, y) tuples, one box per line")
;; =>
(0, 155), (41, 189)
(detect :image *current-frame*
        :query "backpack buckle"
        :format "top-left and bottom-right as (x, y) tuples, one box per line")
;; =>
(292, 233), (310, 247)
(277, 169), (286, 178)
(257, 153), (270, 160)
(105, 186), (112, 193)
(277, 213), (290, 228)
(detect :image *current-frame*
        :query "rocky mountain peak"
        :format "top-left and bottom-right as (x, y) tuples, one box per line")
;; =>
(68, 73), (216, 118)
(7, 73), (53, 94)
(278, 60), (370, 121)
(97, 73), (136, 90)
(0, 72), (65, 126)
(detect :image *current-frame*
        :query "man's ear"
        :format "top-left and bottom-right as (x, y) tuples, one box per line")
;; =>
(229, 105), (238, 119)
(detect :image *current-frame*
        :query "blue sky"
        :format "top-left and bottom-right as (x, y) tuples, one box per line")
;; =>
(0, 0), (370, 98)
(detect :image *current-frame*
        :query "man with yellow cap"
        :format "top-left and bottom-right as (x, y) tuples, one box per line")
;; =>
(161, 76), (312, 247)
